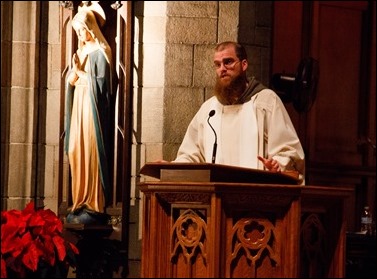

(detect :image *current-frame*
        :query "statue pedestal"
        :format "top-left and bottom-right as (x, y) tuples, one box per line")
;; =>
(63, 224), (121, 278)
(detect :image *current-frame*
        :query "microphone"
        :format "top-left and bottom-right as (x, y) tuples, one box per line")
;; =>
(207, 110), (217, 164)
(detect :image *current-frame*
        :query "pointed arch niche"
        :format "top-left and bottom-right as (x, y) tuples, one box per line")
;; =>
(58, 1), (133, 252)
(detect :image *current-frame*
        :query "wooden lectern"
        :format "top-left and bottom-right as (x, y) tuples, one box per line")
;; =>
(138, 162), (352, 278)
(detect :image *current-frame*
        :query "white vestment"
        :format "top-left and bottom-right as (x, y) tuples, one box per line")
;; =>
(174, 89), (306, 184)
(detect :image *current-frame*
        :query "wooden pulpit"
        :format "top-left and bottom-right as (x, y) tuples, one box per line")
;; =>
(138, 162), (352, 278)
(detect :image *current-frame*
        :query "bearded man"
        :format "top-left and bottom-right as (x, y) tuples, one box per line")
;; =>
(173, 41), (306, 185)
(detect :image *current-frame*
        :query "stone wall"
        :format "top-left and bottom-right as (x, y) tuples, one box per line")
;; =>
(1, 1), (61, 212)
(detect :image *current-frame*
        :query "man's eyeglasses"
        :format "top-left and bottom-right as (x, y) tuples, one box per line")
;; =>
(213, 58), (241, 70)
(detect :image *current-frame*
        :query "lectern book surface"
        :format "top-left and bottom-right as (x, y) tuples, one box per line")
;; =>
(139, 162), (299, 185)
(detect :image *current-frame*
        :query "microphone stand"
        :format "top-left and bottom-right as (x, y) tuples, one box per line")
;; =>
(207, 110), (217, 164)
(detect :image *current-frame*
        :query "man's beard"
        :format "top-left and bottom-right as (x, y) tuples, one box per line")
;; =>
(214, 74), (247, 105)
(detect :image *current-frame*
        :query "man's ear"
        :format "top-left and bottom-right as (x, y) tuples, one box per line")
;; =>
(241, 59), (248, 71)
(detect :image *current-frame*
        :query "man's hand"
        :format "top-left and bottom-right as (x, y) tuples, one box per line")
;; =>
(257, 156), (281, 172)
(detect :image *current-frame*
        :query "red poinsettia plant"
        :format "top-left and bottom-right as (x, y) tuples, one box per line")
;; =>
(1, 201), (79, 278)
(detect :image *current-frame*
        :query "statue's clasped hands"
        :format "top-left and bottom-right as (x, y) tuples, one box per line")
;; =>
(72, 53), (80, 71)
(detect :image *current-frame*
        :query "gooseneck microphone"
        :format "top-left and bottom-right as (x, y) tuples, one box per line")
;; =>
(207, 110), (217, 163)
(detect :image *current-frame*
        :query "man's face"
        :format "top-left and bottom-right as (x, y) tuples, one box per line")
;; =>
(213, 46), (246, 87)
(213, 46), (248, 104)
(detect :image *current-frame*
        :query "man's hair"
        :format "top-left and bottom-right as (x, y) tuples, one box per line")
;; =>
(215, 41), (248, 61)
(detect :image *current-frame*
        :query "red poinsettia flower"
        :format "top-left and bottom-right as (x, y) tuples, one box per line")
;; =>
(1, 202), (79, 278)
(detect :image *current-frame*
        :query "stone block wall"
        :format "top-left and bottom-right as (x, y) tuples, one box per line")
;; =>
(1, 1), (62, 212)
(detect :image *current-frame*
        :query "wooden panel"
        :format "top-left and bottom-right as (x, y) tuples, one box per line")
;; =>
(272, 1), (303, 75)
(222, 194), (300, 278)
(272, 1), (375, 233)
(170, 205), (212, 277)
(301, 185), (350, 277)
(271, 1), (303, 130)
(308, 2), (368, 166)
(113, 1), (133, 208)
(305, 1), (375, 233)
